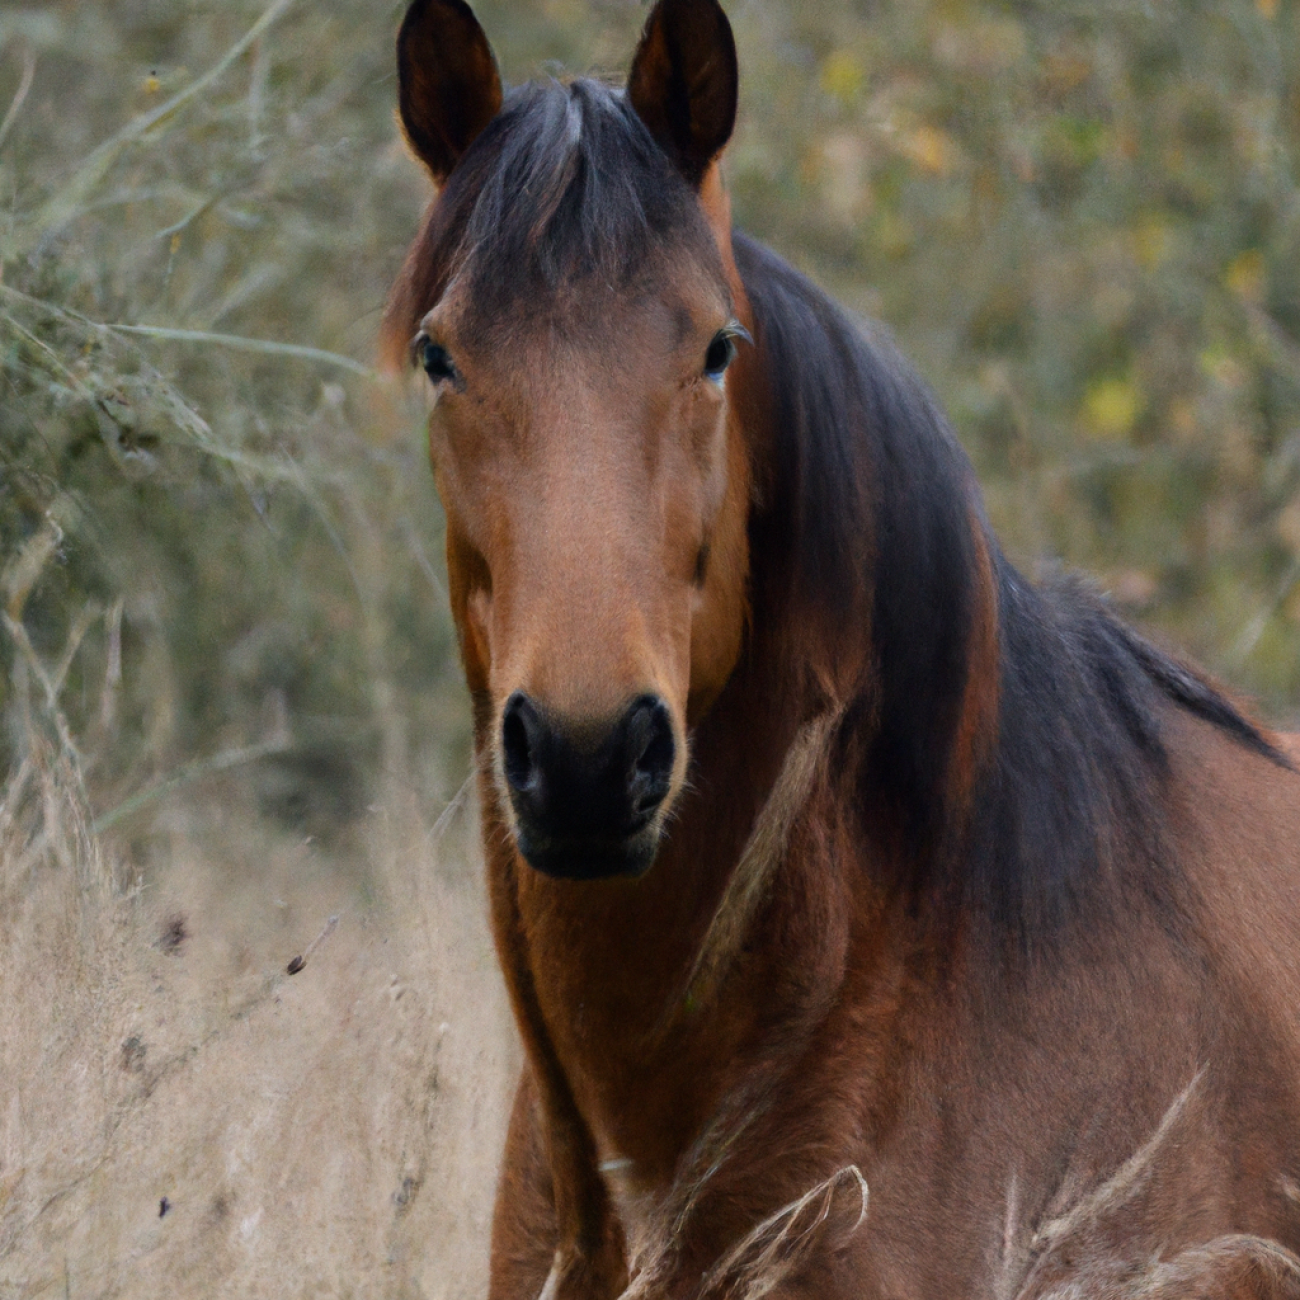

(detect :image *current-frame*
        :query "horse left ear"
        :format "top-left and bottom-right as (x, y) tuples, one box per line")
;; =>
(396, 0), (503, 184)
(627, 0), (738, 188)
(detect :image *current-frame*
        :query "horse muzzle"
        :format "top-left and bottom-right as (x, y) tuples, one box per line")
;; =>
(499, 691), (677, 880)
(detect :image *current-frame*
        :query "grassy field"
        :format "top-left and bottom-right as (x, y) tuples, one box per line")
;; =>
(2, 0), (1299, 1292)
(0, 774), (516, 1295)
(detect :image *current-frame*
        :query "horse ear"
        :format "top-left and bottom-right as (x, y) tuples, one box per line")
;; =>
(627, 0), (738, 188)
(396, 0), (503, 184)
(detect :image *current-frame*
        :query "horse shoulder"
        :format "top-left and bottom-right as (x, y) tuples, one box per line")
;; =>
(1172, 710), (1300, 927)
(1168, 708), (1300, 1077)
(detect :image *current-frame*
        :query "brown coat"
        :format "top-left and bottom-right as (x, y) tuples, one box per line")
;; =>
(383, 2), (1300, 1295)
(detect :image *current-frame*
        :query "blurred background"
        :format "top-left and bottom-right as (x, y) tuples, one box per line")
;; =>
(1, 0), (1298, 1292)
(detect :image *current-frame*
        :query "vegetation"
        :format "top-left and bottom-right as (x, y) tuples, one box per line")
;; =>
(4, 0), (1298, 853)
(0, 0), (1297, 1287)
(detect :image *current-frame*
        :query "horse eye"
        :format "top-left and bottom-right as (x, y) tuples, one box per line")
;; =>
(704, 331), (737, 381)
(417, 335), (457, 384)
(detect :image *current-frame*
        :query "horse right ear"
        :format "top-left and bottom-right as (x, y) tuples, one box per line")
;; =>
(396, 0), (503, 184)
(627, 0), (738, 188)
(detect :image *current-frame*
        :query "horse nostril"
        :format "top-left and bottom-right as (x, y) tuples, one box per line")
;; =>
(499, 692), (677, 877)
(626, 696), (675, 816)
(502, 692), (539, 793)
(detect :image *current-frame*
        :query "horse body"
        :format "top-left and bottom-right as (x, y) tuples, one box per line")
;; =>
(490, 705), (1300, 1300)
(382, 2), (1300, 1295)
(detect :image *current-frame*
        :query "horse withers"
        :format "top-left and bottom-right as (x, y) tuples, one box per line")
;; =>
(382, 1), (1300, 1296)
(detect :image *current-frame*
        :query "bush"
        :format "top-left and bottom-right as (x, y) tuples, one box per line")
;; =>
(2, 0), (1297, 860)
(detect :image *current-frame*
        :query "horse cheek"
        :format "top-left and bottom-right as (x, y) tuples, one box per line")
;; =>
(445, 523), (492, 699)
(687, 451), (750, 723)
(462, 586), (493, 700)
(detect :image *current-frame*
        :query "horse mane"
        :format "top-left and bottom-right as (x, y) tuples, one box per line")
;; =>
(733, 233), (1288, 944)
(382, 77), (712, 364)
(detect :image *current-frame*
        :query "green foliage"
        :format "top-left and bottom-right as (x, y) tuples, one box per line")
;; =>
(0, 0), (466, 835)
(2, 0), (1297, 846)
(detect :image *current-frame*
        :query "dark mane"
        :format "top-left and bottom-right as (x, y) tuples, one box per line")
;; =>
(383, 78), (711, 353)
(734, 233), (1288, 944)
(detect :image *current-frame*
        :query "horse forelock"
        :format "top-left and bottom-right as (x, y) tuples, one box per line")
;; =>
(381, 77), (718, 362)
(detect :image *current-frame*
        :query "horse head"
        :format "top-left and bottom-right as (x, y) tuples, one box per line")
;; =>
(384, 0), (754, 880)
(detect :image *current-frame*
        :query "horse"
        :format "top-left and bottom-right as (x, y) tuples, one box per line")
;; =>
(381, 1), (1300, 1295)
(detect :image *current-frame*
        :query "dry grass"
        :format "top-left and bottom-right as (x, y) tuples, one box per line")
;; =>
(0, 638), (516, 1297)
(1, 5), (530, 1287)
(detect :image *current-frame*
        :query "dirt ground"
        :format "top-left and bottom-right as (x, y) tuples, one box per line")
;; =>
(0, 773), (517, 1298)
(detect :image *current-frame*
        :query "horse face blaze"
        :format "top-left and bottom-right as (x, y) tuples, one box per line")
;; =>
(424, 286), (750, 879)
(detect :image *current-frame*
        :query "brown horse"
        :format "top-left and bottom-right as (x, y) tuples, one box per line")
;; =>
(382, 1), (1300, 1296)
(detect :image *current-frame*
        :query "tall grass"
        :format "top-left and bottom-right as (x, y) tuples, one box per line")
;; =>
(0, 3), (524, 1290)
(0, 704), (516, 1295)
